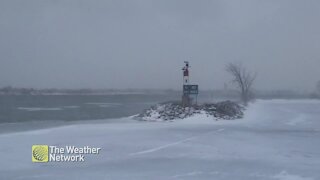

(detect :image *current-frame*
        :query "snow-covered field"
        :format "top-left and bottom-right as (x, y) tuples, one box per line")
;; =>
(0, 99), (319, 180)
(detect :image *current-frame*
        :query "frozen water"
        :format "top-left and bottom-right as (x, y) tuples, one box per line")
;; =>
(0, 99), (319, 180)
(85, 102), (122, 108)
(17, 107), (63, 111)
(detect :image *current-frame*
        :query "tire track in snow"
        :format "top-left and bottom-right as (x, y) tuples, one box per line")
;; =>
(129, 128), (225, 156)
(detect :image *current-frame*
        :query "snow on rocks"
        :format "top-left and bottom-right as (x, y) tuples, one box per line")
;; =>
(138, 102), (200, 121)
(203, 101), (244, 120)
(139, 101), (244, 121)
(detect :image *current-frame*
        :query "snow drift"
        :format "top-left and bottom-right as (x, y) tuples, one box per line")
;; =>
(0, 99), (320, 180)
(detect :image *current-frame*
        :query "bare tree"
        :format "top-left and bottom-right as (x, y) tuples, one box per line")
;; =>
(226, 63), (256, 106)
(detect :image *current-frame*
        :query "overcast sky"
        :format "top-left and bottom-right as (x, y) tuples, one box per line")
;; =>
(0, 0), (319, 91)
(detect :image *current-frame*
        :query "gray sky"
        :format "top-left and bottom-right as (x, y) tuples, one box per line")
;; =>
(0, 0), (319, 91)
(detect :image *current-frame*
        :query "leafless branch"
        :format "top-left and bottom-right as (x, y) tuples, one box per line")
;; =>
(226, 63), (256, 105)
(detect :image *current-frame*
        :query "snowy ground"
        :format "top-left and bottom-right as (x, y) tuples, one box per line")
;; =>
(0, 99), (319, 180)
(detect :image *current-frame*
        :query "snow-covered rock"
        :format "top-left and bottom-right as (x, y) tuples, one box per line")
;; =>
(203, 101), (244, 120)
(139, 101), (244, 121)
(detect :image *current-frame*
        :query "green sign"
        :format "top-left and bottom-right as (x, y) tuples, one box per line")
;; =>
(183, 85), (198, 95)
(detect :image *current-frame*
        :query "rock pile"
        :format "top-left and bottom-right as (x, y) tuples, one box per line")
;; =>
(202, 101), (244, 120)
(139, 100), (244, 121)
(138, 102), (200, 121)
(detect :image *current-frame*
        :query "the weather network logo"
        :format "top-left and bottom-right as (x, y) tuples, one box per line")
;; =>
(32, 145), (49, 162)
(32, 144), (101, 162)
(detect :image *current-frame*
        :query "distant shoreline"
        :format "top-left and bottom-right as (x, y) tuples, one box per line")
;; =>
(0, 87), (317, 99)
